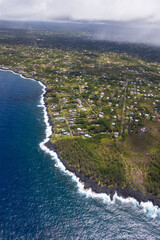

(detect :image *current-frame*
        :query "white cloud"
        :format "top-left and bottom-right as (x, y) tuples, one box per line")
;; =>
(0, 0), (160, 22)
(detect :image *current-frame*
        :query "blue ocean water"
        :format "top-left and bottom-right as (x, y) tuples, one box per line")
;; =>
(0, 70), (160, 240)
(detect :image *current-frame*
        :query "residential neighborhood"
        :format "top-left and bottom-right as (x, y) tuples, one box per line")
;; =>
(1, 44), (159, 141)
(0, 26), (160, 200)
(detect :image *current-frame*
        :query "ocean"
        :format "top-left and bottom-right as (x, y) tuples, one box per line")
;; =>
(0, 69), (160, 240)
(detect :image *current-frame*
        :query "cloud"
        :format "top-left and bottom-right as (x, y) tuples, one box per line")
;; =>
(92, 21), (160, 45)
(0, 0), (160, 22)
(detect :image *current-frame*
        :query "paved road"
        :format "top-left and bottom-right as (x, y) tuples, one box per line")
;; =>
(62, 109), (73, 137)
(121, 79), (128, 134)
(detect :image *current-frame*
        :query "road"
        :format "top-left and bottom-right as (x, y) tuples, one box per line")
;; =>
(121, 79), (128, 134)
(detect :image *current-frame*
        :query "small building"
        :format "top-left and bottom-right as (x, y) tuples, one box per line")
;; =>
(113, 132), (119, 138)
(139, 127), (148, 135)
(84, 134), (91, 138)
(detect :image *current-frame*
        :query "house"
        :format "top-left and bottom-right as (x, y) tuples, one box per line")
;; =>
(53, 112), (60, 116)
(114, 132), (119, 138)
(84, 134), (91, 138)
(139, 127), (148, 135)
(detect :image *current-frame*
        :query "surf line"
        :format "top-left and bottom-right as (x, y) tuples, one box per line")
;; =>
(1, 68), (159, 219)
(37, 80), (160, 219)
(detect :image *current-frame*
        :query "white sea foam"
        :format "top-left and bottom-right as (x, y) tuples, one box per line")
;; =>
(36, 79), (160, 219)
(1, 68), (159, 219)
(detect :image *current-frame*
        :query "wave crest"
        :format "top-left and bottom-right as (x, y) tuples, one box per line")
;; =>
(36, 77), (160, 219)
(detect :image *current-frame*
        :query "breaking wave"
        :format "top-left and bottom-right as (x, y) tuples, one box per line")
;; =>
(38, 80), (160, 219)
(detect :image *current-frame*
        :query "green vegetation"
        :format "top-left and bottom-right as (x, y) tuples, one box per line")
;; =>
(0, 23), (160, 198)
(53, 136), (126, 186)
(146, 148), (160, 198)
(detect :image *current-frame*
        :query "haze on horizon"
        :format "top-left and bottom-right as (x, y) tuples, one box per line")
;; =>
(0, 0), (160, 46)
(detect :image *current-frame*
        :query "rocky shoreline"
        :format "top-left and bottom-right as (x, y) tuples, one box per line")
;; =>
(45, 140), (160, 208)
(2, 67), (160, 208)
(41, 78), (160, 208)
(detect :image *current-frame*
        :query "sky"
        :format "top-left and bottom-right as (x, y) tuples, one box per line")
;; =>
(0, 0), (160, 23)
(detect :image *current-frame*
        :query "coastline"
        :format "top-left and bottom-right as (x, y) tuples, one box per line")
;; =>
(45, 140), (160, 208)
(1, 67), (160, 217)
